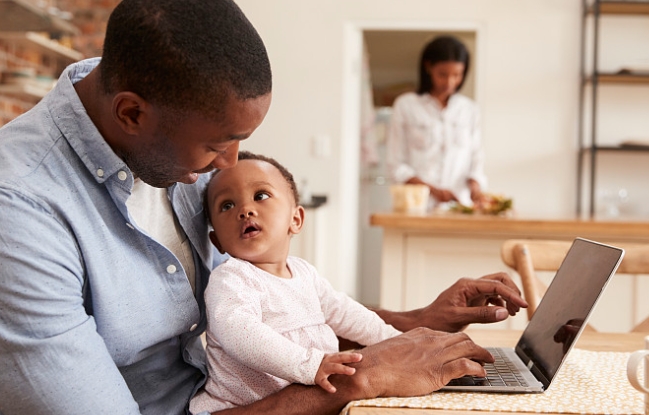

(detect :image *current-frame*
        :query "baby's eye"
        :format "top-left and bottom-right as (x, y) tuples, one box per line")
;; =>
(220, 201), (234, 212)
(254, 192), (270, 201)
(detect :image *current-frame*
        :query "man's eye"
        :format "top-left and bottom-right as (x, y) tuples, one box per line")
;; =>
(254, 192), (270, 201)
(220, 201), (234, 212)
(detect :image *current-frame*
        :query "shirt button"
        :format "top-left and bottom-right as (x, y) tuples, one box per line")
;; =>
(189, 323), (198, 332)
(166, 265), (177, 274)
(96, 168), (104, 177)
(117, 171), (128, 181)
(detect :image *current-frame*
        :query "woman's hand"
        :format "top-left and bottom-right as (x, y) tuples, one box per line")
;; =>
(467, 178), (485, 205)
(430, 185), (458, 203)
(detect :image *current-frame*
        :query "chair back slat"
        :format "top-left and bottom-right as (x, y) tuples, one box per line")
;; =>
(501, 239), (649, 333)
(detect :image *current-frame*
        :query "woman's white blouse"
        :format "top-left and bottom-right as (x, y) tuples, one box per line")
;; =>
(386, 92), (487, 206)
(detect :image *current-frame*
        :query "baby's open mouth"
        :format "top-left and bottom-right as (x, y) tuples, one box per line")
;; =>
(241, 221), (261, 238)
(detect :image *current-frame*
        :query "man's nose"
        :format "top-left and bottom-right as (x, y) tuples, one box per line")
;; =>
(211, 141), (240, 169)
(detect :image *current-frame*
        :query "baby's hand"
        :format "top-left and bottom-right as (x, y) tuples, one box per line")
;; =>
(315, 351), (363, 393)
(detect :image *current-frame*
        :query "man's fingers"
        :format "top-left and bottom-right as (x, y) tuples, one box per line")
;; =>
(436, 332), (493, 364)
(482, 273), (527, 302)
(432, 332), (494, 383)
(471, 277), (528, 310)
(442, 358), (488, 383)
(453, 305), (511, 324)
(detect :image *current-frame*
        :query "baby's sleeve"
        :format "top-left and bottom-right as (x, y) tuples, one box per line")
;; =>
(205, 262), (325, 384)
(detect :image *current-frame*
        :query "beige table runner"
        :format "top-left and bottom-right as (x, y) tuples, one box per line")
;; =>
(342, 349), (644, 415)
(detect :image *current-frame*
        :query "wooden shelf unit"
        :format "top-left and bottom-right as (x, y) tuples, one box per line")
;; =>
(0, 31), (83, 62)
(592, 0), (649, 15)
(0, 0), (79, 35)
(0, 3), (82, 123)
(577, 0), (649, 217)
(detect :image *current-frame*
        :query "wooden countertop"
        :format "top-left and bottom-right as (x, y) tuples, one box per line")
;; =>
(370, 212), (649, 242)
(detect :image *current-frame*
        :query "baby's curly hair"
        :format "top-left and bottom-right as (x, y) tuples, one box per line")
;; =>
(235, 151), (299, 204)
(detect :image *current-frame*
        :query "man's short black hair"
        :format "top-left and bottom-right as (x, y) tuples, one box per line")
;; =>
(100, 0), (272, 118)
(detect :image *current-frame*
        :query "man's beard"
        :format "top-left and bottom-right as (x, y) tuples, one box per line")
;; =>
(120, 133), (178, 188)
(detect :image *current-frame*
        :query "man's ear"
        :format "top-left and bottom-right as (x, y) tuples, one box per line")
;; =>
(209, 230), (225, 254)
(112, 92), (150, 135)
(289, 205), (305, 235)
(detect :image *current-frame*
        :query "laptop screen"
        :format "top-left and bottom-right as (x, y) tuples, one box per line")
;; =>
(515, 238), (624, 388)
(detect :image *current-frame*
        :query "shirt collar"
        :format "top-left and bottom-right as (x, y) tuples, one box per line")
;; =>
(47, 58), (131, 185)
(421, 92), (460, 112)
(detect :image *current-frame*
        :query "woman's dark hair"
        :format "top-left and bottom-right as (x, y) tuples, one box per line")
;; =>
(100, 0), (272, 119)
(417, 35), (470, 95)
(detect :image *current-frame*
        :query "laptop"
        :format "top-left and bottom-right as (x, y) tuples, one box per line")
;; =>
(442, 237), (625, 393)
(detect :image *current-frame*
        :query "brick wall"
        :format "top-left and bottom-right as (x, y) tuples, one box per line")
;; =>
(0, 0), (118, 126)
(58, 0), (120, 58)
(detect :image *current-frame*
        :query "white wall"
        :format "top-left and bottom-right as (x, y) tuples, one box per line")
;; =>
(233, 0), (644, 297)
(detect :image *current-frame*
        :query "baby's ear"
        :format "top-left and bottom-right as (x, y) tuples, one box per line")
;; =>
(209, 230), (225, 254)
(289, 205), (305, 235)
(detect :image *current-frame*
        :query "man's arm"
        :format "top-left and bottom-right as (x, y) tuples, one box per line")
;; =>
(0, 189), (141, 414)
(211, 328), (494, 415)
(206, 272), (525, 414)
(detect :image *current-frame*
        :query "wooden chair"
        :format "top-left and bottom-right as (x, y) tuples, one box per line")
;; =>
(501, 239), (649, 333)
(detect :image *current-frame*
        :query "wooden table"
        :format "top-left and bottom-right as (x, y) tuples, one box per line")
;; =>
(348, 329), (647, 415)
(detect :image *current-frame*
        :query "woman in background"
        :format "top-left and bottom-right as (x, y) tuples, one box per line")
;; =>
(387, 35), (487, 209)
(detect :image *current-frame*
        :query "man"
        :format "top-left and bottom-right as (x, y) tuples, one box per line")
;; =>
(0, 0), (527, 414)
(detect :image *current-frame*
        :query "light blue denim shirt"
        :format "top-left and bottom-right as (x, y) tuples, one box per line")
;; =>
(0, 58), (225, 414)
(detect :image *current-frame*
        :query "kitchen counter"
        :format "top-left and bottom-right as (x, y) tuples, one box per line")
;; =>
(370, 212), (649, 242)
(369, 212), (649, 331)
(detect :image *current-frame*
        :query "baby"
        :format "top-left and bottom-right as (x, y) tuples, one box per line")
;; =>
(190, 151), (401, 413)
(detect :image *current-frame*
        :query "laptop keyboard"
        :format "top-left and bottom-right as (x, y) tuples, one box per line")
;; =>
(446, 347), (529, 387)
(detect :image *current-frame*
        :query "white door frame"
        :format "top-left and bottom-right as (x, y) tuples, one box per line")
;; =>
(340, 20), (484, 299)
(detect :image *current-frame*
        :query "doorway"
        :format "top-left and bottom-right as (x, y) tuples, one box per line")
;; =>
(344, 23), (481, 306)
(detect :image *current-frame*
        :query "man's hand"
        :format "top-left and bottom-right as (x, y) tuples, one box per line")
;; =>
(350, 328), (494, 398)
(212, 329), (495, 415)
(419, 272), (528, 332)
(373, 272), (528, 334)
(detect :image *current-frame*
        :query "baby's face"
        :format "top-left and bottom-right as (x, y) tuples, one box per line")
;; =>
(207, 159), (302, 264)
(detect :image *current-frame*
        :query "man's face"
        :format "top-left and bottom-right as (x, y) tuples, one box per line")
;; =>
(125, 93), (272, 188)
